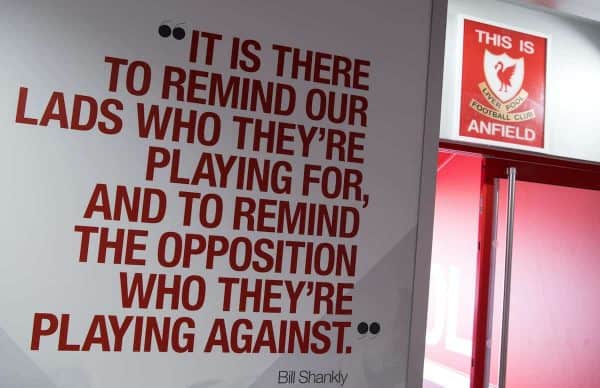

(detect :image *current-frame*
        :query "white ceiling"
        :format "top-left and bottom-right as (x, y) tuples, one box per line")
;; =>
(508, 0), (600, 23)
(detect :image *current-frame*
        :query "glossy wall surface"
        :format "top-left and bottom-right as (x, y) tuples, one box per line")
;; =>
(424, 152), (482, 388)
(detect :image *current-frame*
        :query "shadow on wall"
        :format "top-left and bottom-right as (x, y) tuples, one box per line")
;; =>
(0, 328), (58, 388)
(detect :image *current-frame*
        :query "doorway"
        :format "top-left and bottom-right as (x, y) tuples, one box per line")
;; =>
(424, 147), (600, 388)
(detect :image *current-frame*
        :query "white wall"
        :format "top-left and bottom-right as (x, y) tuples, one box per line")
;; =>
(0, 1), (444, 387)
(442, 0), (600, 163)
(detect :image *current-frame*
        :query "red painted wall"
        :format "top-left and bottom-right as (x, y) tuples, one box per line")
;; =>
(424, 152), (482, 387)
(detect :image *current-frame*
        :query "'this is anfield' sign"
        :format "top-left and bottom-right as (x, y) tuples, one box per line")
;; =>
(460, 19), (547, 148)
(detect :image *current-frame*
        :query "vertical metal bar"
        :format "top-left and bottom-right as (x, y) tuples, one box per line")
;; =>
(498, 167), (517, 388)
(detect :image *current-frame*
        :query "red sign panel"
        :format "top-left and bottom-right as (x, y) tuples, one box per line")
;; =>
(460, 19), (547, 148)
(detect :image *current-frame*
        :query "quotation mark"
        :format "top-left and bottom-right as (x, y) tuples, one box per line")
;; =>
(158, 21), (186, 40)
(357, 321), (381, 337)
